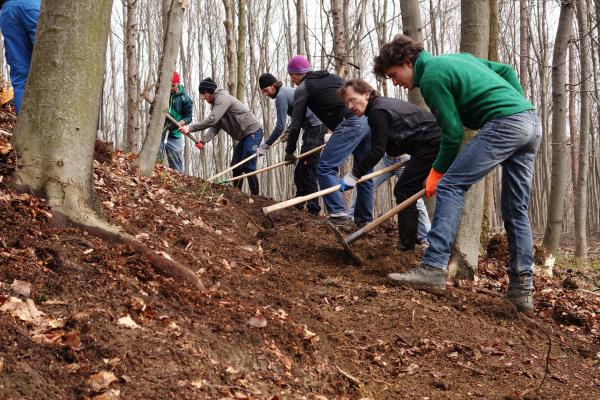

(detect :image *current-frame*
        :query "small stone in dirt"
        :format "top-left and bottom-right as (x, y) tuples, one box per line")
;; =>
(10, 279), (31, 297)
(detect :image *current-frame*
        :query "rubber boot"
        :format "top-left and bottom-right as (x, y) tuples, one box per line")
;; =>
(396, 210), (419, 251)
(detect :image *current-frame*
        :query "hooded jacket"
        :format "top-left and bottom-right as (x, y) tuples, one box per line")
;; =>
(189, 88), (261, 143)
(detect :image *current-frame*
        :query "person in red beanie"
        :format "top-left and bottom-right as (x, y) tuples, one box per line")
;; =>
(155, 71), (193, 173)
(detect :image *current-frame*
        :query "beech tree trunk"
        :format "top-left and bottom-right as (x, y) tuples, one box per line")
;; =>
(223, 0), (236, 94)
(399, 0), (428, 110)
(235, 0), (247, 102)
(574, 0), (591, 259)
(331, 0), (347, 77)
(296, 0), (307, 56)
(125, 0), (141, 153)
(448, 0), (489, 280)
(134, 0), (186, 177)
(542, 0), (574, 255)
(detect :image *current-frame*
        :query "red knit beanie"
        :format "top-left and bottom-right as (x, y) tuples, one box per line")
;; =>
(172, 71), (181, 84)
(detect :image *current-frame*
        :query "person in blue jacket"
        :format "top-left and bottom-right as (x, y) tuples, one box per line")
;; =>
(258, 73), (327, 215)
(0, 0), (41, 114)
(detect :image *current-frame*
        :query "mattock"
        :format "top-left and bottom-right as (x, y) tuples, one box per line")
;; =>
(328, 189), (425, 265)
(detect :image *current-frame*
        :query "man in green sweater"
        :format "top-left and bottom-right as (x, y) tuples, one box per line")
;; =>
(373, 35), (541, 313)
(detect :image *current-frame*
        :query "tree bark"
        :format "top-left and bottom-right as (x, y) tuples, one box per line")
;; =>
(574, 0), (591, 259)
(542, 0), (574, 256)
(519, 0), (529, 92)
(296, 0), (307, 57)
(134, 0), (186, 177)
(448, 0), (489, 280)
(399, 0), (428, 110)
(125, 0), (141, 153)
(331, 0), (347, 77)
(235, 0), (247, 101)
(222, 0), (236, 94)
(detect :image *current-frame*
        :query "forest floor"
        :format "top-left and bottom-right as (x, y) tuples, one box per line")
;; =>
(0, 107), (599, 400)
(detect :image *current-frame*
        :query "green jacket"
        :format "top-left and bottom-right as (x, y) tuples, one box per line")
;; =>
(166, 85), (193, 139)
(413, 51), (534, 172)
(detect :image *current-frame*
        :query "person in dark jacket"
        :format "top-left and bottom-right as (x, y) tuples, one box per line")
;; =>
(0, 0), (41, 114)
(338, 79), (440, 250)
(258, 72), (327, 215)
(373, 34), (541, 313)
(180, 77), (263, 195)
(285, 55), (373, 227)
(156, 71), (193, 173)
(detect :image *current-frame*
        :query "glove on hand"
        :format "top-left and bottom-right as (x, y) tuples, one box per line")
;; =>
(257, 142), (269, 156)
(340, 173), (357, 192)
(425, 168), (444, 197)
(194, 140), (205, 150)
(284, 152), (297, 164)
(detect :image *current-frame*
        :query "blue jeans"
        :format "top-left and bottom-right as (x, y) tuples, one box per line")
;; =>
(0, 0), (40, 114)
(317, 116), (373, 225)
(423, 110), (542, 289)
(232, 129), (263, 195)
(349, 154), (431, 241)
(157, 132), (184, 173)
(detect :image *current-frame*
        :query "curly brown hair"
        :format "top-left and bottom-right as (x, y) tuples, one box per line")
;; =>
(373, 35), (424, 81)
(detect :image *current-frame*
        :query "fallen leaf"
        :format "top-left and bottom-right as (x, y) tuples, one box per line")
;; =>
(11, 279), (31, 297)
(118, 315), (141, 329)
(135, 232), (150, 241)
(248, 315), (267, 328)
(303, 325), (319, 342)
(88, 371), (118, 393)
(155, 251), (172, 261)
(0, 357), (4, 374)
(92, 389), (120, 399)
(102, 201), (115, 209)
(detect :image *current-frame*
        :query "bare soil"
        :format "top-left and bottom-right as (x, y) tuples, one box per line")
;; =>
(0, 133), (598, 399)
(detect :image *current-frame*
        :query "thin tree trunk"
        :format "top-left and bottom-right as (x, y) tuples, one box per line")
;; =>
(574, 0), (591, 259)
(296, 0), (307, 56)
(331, 0), (347, 77)
(134, 0), (187, 176)
(222, 0), (236, 94)
(125, 0), (141, 153)
(542, 0), (574, 255)
(568, 42), (578, 185)
(519, 0), (529, 92)
(399, 0), (428, 110)
(235, 0), (247, 101)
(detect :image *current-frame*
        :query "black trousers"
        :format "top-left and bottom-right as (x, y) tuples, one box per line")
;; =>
(294, 124), (327, 214)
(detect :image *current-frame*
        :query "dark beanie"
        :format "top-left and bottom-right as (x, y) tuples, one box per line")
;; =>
(199, 77), (217, 94)
(259, 73), (278, 89)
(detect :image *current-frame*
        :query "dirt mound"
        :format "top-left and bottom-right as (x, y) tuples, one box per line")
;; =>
(0, 144), (599, 399)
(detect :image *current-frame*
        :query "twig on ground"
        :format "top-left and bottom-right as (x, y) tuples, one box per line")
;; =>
(335, 365), (362, 388)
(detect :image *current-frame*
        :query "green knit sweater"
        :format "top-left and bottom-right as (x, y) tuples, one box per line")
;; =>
(413, 51), (534, 172)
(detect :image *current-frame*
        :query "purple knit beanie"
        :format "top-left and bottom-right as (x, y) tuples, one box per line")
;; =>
(287, 55), (312, 74)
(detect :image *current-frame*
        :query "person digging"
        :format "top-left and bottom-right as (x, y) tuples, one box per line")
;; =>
(180, 78), (264, 196)
(338, 79), (440, 251)
(373, 35), (541, 313)
(284, 55), (374, 228)
(258, 72), (328, 215)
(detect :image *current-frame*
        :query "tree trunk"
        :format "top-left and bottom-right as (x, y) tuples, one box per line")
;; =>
(331, 0), (347, 77)
(399, 0), (428, 110)
(134, 0), (186, 177)
(222, 0), (236, 94)
(568, 43), (577, 185)
(125, 0), (141, 153)
(519, 0), (529, 92)
(574, 0), (591, 259)
(296, 0), (307, 56)
(448, 0), (489, 280)
(542, 0), (574, 256)
(235, 0), (247, 101)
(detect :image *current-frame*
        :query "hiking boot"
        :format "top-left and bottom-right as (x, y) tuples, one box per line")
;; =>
(396, 210), (419, 251)
(387, 264), (446, 290)
(505, 287), (534, 314)
(327, 215), (350, 228)
(355, 220), (370, 229)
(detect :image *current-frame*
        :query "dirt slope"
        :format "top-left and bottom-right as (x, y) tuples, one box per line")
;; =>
(0, 139), (599, 400)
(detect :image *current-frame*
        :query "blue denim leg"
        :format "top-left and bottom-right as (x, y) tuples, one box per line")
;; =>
(317, 116), (373, 222)
(416, 199), (431, 241)
(0, 0), (40, 114)
(423, 111), (542, 289)
(165, 136), (184, 173)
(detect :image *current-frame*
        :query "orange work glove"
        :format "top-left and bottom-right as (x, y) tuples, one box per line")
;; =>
(425, 168), (444, 197)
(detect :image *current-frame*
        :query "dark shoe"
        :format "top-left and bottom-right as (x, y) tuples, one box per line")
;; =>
(328, 215), (350, 228)
(387, 264), (446, 290)
(355, 220), (370, 229)
(396, 210), (419, 251)
(505, 287), (534, 313)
